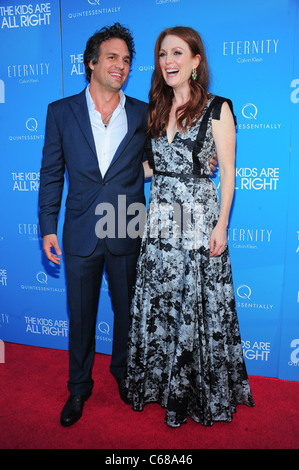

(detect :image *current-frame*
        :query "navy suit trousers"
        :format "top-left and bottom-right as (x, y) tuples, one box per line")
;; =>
(65, 238), (139, 395)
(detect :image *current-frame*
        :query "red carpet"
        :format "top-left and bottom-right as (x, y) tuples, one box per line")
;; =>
(0, 342), (298, 450)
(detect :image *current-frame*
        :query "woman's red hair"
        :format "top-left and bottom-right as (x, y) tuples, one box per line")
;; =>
(148, 26), (209, 139)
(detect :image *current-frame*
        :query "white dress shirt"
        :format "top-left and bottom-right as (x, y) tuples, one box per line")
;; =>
(86, 86), (128, 177)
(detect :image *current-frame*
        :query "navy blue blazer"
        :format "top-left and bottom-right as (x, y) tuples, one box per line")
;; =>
(39, 89), (148, 257)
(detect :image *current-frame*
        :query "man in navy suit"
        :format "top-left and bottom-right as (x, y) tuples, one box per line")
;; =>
(39, 23), (148, 426)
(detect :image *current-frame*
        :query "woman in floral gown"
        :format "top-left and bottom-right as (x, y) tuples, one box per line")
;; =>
(124, 26), (254, 427)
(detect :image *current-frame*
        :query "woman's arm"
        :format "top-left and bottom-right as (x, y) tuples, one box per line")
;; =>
(210, 101), (236, 257)
(143, 160), (153, 179)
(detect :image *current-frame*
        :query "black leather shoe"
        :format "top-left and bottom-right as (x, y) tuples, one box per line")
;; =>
(116, 377), (130, 404)
(60, 391), (91, 427)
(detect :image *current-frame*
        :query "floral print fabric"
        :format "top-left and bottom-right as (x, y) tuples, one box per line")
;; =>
(124, 95), (254, 427)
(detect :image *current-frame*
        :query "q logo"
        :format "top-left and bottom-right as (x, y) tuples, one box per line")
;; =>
(26, 118), (38, 132)
(36, 271), (48, 284)
(237, 284), (252, 300)
(242, 103), (258, 120)
(98, 322), (110, 335)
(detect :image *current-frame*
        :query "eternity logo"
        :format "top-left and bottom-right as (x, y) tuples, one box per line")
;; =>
(223, 39), (279, 63)
(0, 3), (51, 28)
(7, 63), (50, 86)
(18, 223), (41, 241)
(228, 227), (272, 250)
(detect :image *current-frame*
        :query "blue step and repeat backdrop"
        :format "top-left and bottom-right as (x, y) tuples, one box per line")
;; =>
(0, 0), (298, 380)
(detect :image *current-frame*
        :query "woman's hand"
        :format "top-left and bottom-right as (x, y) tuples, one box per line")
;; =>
(209, 223), (227, 257)
(143, 160), (153, 179)
(209, 153), (218, 175)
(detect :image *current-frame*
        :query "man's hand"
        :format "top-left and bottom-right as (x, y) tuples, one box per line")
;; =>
(43, 234), (62, 265)
(210, 153), (218, 176)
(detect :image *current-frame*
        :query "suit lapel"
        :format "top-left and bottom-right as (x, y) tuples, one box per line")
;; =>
(68, 91), (138, 180)
(69, 89), (98, 159)
(106, 97), (138, 173)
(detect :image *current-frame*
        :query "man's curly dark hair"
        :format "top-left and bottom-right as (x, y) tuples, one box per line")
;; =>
(83, 23), (135, 82)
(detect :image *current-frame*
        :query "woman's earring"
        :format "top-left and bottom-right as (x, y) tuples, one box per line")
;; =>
(192, 67), (197, 80)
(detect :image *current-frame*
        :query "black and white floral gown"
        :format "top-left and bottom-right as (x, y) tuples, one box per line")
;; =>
(124, 95), (254, 427)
